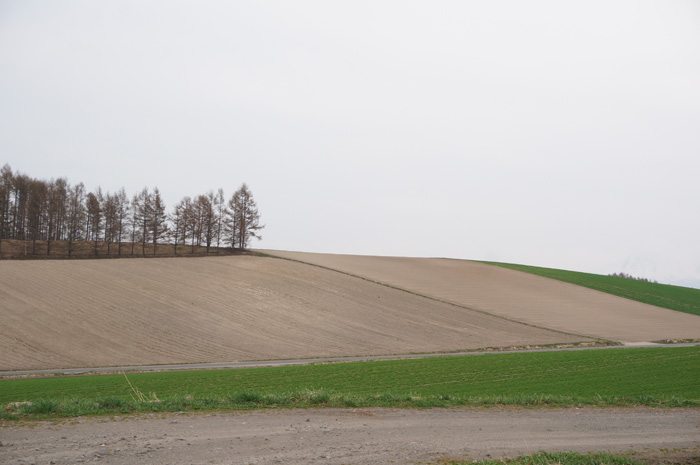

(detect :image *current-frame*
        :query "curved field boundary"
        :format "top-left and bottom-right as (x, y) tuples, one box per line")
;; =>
(263, 251), (700, 343)
(480, 261), (700, 317)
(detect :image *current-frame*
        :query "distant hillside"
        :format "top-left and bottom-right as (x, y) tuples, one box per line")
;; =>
(264, 251), (700, 343)
(482, 262), (700, 317)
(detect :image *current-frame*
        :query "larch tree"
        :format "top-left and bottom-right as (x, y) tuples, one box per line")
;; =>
(227, 183), (264, 249)
(66, 183), (86, 257)
(136, 187), (152, 256)
(103, 191), (119, 255)
(170, 198), (186, 254)
(11, 173), (30, 240)
(199, 192), (216, 253)
(45, 177), (68, 256)
(26, 179), (47, 254)
(0, 164), (12, 254)
(187, 196), (203, 252)
(129, 193), (140, 255)
(86, 189), (103, 256)
(115, 188), (130, 256)
(215, 188), (226, 248)
(179, 196), (195, 253)
(150, 187), (167, 255)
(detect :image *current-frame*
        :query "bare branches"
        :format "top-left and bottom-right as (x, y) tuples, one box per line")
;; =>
(227, 183), (264, 250)
(0, 164), (264, 258)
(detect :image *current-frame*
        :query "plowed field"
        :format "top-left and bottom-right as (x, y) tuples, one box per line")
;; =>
(265, 251), (700, 342)
(0, 255), (585, 370)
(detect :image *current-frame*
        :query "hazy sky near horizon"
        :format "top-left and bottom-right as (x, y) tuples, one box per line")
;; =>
(2, 1), (699, 288)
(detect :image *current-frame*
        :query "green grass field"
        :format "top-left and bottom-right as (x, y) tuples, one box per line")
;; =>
(2, 347), (698, 419)
(481, 261), (700, 317)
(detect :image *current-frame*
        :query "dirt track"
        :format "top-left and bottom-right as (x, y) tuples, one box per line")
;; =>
(0, 256), (584, 371)
(2, 408), (698, 464)
(266, 251), (700, 342)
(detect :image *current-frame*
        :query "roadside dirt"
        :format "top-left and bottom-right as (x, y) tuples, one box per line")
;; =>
(1, 408), (698, 464)
(266, 251), (700, 342)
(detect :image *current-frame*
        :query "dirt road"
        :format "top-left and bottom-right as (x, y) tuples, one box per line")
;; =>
(2, 408), (698, 464)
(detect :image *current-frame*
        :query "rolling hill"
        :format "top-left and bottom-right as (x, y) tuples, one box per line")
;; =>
(264, 251), (700, 343)
(0, 254), (585, 370)
(2, 251), (698, 371)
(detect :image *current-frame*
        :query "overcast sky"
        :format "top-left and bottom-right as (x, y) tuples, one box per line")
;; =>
(2, 1), (699, 288)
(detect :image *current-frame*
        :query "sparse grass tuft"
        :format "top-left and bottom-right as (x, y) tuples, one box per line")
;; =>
(437, 451), (646, 465)
(96, 396), (129, 410)
(23, 398), (59, 415)
(229, 390), (265, 404)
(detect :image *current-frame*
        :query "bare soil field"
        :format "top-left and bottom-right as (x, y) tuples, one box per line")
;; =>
(2, 408), (698, 465)
(0, 255), (585, 371)
(264, 251), (700, 343)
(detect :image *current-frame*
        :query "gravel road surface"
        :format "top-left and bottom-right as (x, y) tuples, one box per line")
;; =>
(2, 407), (699, 464)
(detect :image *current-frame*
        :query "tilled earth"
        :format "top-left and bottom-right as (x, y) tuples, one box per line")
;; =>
(1, 407), (699, 464)
(0, 256), (587, 371)
(266, 251), (700, 343)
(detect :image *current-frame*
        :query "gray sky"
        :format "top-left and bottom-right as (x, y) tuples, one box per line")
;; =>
(2, 1), (699, 288)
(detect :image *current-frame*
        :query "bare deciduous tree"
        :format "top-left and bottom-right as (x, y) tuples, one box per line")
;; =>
(46, 178), (68, 256)
(170, 198), (186, 254)
(135, 187), (152, 256)
(215, 188), (226, 248)
(151, 187), (167, 255)
(0, 164), (12, 254)
(103, 192), (119, 255)
(199, 192), (216, 253)
(116, 188), (130, 256)
(86, 189), (103, 256)
(66, 183), (86, 257)
(0, 164), (265, 258)
(227, 183), (264, 249)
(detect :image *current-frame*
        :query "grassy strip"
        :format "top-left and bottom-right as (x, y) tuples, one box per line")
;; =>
(3, 391), (698, 420)
(2, 347), (698, 419)
(480, 261), (700, 316)
(4, 346), (697, 401)
(439, 451), (647, 465)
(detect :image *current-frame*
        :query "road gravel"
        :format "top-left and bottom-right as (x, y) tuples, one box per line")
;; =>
(2, 408), (699, 464)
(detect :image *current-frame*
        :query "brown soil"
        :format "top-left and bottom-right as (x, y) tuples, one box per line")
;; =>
(265, 251), (700, 342)
(0, 255), (586, 371)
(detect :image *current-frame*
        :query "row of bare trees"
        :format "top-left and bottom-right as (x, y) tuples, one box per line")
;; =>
(0, 164), (263, 257)
(608, 272), (658, 284)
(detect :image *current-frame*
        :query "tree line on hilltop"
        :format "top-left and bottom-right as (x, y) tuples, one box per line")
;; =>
(0, 164), (263, 258)
(607, 272), (658, 284)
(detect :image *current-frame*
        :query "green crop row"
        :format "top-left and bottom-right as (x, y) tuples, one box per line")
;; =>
(2, 346), (698, 419)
